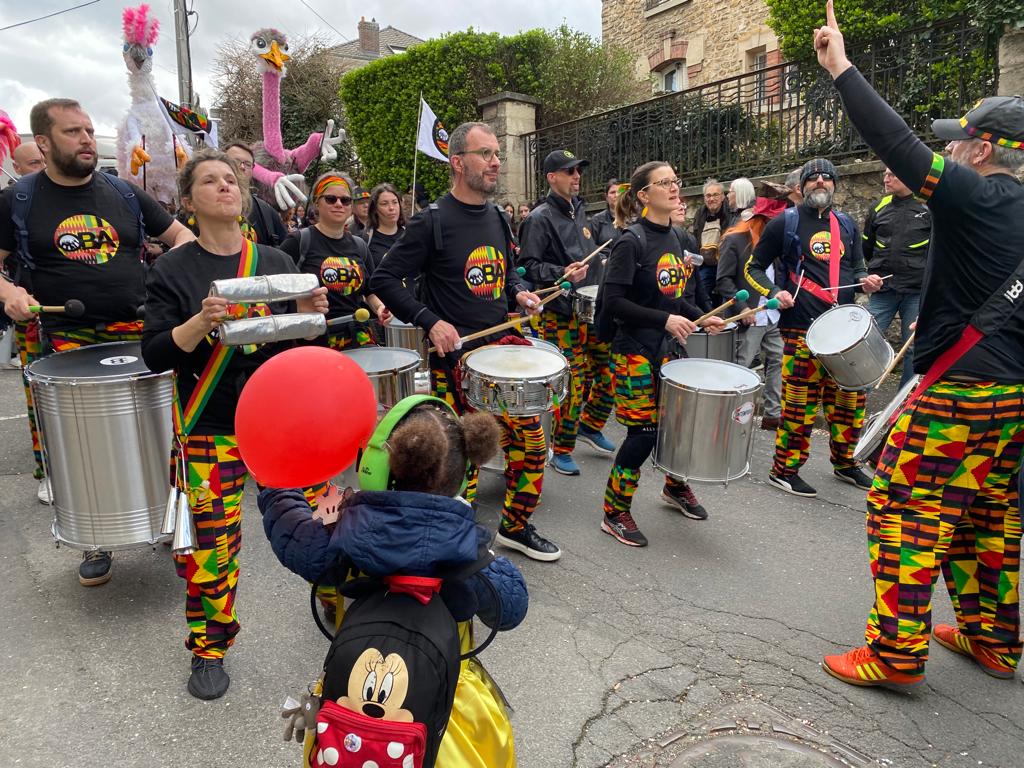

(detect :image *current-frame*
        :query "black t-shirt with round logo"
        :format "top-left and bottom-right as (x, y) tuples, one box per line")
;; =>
(0, 172), (173, 329)
(280, 227), (373, 319)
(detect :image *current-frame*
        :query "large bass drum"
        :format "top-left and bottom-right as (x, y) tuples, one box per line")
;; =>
(652, 359), (762, 484)
(854, 374), (921, 464)
(26, 342), (174, 551)
(805, 305), (893, 391)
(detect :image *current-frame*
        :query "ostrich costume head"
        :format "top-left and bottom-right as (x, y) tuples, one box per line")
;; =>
(251, 28), (290, 76)
(122, 4), (159, 74)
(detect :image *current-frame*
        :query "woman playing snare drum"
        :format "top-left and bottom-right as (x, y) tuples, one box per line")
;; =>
(600, 161), (725, 547)
(141, 149), (328, 699)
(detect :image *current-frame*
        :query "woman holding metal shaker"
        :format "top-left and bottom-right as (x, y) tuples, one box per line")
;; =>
(141, 148), (328, 701)
(280, 172), (388, 350)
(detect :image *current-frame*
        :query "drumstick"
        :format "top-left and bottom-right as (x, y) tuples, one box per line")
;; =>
(695, 290), (749, 325)
(29, 299), (86, 318)
(830, 274), (894, 292)
(326, 307), (371, 328)
(515, 239), (613, 285)
(720, 298), (780, 325)
(534, 281), (573, 297)
(427, 288), (567, 354)
(875, 330), (916, 386)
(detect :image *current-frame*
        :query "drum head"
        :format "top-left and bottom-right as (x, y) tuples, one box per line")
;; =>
(387, 319), (416, 329)
(343, 347), (420, 373)
(576, 285), (599, 299)
(466, 346), (565, 378)
(661, 359), (760, 392)
(806, 305), (872, 354)
(26, 341), (155, 381)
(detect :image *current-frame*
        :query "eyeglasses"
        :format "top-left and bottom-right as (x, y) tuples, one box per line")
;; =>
(643, 178), (682, 191)
(559, 167), (582, 176)
(806, 172), (834, 182)
(321, 194), (353, 205)
(457, 147), (501, 162)
(235, 161), (253, 171)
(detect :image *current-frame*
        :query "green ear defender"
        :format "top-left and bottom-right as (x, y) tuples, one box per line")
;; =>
(357, 394), (470, 494)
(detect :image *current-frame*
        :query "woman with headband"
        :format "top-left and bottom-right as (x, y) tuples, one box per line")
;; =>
(280, 172), (389, 349)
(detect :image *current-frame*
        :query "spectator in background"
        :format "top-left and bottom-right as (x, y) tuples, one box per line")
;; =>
(349, 187), (370, 237)
(224, 141), (287, 248)
(518, 202), (531, 222)
(727, 177), (756, 218)
(363, 182), (406, 271)
(590, 178), (620, 247)
(11, 142), (44, 178)
(692, 178), (733, 301)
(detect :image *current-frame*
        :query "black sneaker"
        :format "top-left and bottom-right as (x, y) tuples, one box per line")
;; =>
(834, 465), (873, 490)
(662, 483), (708, 520)
(767, 472), (818, 497)
(495, 523), (562, 562)
(188, 656), (230, 700)
(79, 550), (113, 586)
(601, 512), (648, 547)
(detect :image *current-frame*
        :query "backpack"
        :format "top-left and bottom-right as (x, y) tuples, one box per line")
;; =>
(594, 222), (645, 344)
(9, 171), (146, 274)
(307, 558), (503, 768)
(297, 226), (371, 271)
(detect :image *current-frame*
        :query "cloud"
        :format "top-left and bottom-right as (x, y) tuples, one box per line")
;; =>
(0, 1), (601, 136)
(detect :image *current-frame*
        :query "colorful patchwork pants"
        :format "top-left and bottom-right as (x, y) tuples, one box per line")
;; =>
(604, 353), (688, 517)
(864, 380), (1024, 675)
(326, 326), (372, 351)
(14, 320), (45, 478)
(534, 310), (613, 453)
(432, 364), (545, 532)
(174, 433), (247, 659)
(773, 330), (864, 476)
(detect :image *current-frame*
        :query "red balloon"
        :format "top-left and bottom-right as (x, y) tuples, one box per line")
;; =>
(235, 346), (377, 487)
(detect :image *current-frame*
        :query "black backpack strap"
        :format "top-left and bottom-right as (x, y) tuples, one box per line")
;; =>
(96, 172), (146, 261)
(10, 173), (41, 273)
(298, 227), (312, 271)
(428, 202), (442, 252)
(351, 231), (370, 264)
(255, 197), (280, 247)
(435, 550), (501, 661)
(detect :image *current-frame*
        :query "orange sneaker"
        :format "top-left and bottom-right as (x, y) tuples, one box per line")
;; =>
(932, 624), (1016, 679)
(822, 645), (925, 691)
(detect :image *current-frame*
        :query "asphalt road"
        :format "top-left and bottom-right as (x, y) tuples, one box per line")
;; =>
(1, 361), (1022, 767)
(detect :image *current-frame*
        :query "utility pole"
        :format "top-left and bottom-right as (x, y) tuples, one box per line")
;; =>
(172, 0), (194, 108)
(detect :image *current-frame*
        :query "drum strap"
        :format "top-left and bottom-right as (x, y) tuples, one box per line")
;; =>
(788, 271), (837, 307)
(172, 239), (260, 437)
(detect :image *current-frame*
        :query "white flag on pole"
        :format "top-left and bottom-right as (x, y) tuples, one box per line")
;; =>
(416, 98), (450, 163)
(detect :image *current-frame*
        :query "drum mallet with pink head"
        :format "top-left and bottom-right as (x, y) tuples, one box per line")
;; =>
(219, 308), (370, 346)
(210, 273), (320, 303)
(28, 299), (86, 317)
(696, 290), (749, 326)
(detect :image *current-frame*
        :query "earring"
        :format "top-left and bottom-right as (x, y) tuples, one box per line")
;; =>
(641, 205), (649, 218)
(186, 214), (195, 226)
(237, 214), (245, 224)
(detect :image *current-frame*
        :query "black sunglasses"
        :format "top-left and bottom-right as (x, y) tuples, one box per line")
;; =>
(321, 194), (353, 205)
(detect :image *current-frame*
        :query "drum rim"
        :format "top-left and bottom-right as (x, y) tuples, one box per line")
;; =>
(574, 285), (599, 299)
(805, 304), (876, 355)
(462, 344), (568, 379)
(659, 358), (761, 393)
(25, 341), (171, 383)
(342, 346), (421, 372)
(853, 373), (921, 459)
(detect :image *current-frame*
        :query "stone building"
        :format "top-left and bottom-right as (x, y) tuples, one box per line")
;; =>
(602, 0), (782, 93)
(326, 17), (423, 71)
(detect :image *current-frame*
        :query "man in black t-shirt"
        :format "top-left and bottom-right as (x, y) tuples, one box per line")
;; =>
(816, 5), (1024, 692)
(0, 98), (193, 587)
(370, 122), (564, 562)
(225, 142), (287, 248)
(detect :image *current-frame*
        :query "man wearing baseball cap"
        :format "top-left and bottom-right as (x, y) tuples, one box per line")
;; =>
(745, 157), (882, 498)
(349, 186), (371, 238)
(815, 0), (1024, 692)
(518, 149), (618, 477)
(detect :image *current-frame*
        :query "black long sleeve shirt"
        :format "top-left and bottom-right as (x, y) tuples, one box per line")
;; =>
(834, 66), (1024, 381)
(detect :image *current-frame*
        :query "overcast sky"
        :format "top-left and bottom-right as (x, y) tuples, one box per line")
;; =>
(1, 1), (603, 136)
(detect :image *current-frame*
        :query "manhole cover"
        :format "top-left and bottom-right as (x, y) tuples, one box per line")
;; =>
(669, 734), (849, 767)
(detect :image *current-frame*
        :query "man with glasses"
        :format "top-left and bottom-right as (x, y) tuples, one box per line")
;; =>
(518, 149), (616, 476)
(745, 157), (882, 498)
(225, 142), (287, 247)
(692, 178), (733, 301)
(370, 122), (561, 562)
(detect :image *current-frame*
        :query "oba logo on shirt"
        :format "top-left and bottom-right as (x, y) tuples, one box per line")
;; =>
(320, 256), (364, 294)
(808, 231), (844, 262)
(464, 245), (505, 299)
(656, 252), (688, 298)
(53, 214), (120, 264)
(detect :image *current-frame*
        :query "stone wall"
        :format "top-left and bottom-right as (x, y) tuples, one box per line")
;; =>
(601, 0), (780, 90)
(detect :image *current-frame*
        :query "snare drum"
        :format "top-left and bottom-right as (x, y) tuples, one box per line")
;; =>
(854, 374), (921, 464)
(342, 347), (420, 413)
(805, 305), (893, 391)
(26, 342), (174, 551)
(461, 343), (569, 417)
(686, 323), (737, 363)
(652, 359), (762, 484)
(572, 285), (599, 324)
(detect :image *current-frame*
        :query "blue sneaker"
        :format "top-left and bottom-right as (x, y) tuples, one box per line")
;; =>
(577, 425), (616, 454)
(550, 453), (581, 476)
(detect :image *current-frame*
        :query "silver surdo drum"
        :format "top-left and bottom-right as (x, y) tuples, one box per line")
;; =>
(685, 323), (737, 363)
(479, 338), (561, 472)
(573, 285), (599, 324)
(653, 359), (762, 484)
(341, 347), (421, 414)
(854, 374), (921, 464)
(461, 340), (569, 417)
(805, 305), (893, 391)
(26, 342), (174, 550)
(383, 319), (430, 393)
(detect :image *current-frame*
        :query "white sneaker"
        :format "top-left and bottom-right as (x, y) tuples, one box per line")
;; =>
(37, 477), (52, 505)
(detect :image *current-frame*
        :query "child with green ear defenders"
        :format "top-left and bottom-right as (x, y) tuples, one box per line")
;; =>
(259, 394), (528, 767)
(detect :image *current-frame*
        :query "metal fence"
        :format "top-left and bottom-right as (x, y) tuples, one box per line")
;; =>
(522, 17), (998, 202)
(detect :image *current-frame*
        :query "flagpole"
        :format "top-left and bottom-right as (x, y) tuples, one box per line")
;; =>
(411, 91), (423, 214)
